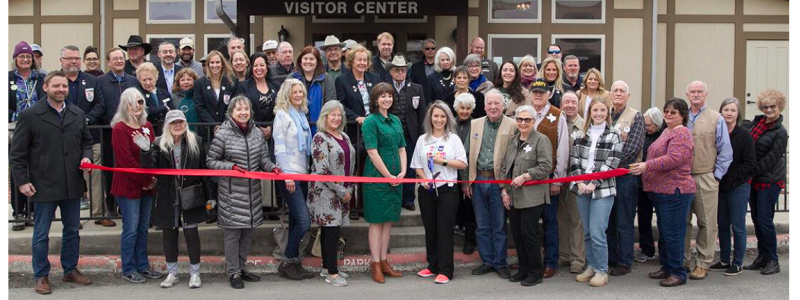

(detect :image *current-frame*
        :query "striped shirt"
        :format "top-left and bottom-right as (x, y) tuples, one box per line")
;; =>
(568, 124), (623, 199)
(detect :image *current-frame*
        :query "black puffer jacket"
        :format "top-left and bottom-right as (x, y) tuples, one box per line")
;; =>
(206, 117), (277, 229)
(141, 135), (216, 228)
(750, 114), (787, 184)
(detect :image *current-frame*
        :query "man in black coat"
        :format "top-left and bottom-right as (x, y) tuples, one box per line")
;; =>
(409, 38), (436, 100)
(268, 42), (295, 87)
(387, 55), (427, 211)
(10, 71), (94, 294)
(373, 32), (395, 83)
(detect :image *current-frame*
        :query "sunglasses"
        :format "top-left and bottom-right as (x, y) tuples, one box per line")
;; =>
(516, 117), (534, 124)
(759, 104), (778, 111)
(424, 47), (436, 50)
(136, 99), (145, 106)
(664, 110), (680, 116)
(547, 50), (562, 54)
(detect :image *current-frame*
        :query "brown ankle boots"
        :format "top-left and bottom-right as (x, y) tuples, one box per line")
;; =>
(370, 262), (385, 283)
(380, 260), (403, 278)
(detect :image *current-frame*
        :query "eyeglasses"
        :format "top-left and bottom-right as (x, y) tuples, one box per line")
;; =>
(516, 117), (533, 124)
(424, 47), (436, 51)
(547, 50), (562, 54)
(61, 57), (81, 62)
(136, 99), (145, 106)
(467, 65), (481, 70)
(84, 58), (99, 62)
(759, 104), (778, 111)
(664, 110), (680, 116)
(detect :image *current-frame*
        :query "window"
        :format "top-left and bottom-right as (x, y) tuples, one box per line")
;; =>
(147, 35), (189, 65)
(204, 34), (256, 57)
(552, 35), (605, 74)
(405, 34), (428, 64)
(553, 0), (605, 23)
(146, 0), (194, 24)
(205, 0), (254, 23)
(489, 0), (541, 23)
(488, 34), (541, 67)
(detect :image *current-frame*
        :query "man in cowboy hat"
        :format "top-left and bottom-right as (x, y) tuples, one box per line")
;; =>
(119, 35), (152, 75)
(262, 40), (279, 66)
(319, 35), (348, 82)
(387, 54), (427, 211)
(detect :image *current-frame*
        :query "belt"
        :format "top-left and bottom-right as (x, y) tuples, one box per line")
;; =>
(478, 170), (495, 178)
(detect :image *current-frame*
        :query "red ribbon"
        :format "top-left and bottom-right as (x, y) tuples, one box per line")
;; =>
(81, 163), (629, 186)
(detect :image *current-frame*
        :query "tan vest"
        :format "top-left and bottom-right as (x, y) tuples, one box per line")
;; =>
(690, 108), (720, 174)
(568, 115), (585, 147)
(535, 106), (562, 174)
(613, 105), (643, 163)
(467, 115), (517, 181)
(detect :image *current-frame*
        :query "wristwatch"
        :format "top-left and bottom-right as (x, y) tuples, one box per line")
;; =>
(442, 159), (448, 167)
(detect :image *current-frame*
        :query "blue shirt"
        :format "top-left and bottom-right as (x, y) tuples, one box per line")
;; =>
(688, 105), (733, 180)
(162, 65), (175, 94)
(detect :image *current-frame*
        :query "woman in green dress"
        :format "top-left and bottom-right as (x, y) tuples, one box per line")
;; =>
(362, 82), (407, 284)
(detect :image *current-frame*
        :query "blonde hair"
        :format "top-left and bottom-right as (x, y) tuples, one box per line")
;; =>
(581, 98), (613, 134)
(538, 57), (566, 94)
(317, 100), (346, 133)
(135, 62), (159, 80)
(579, 68), (606, 95)
(204, 50), (235, 88)
(756, 88), (786, 112)
(111, 88), (149, 127)
(230, 50), (249, 79)
(376, 32), (394, 44)
(517, 55), (538, 75)
(345, 45), (372, 71)
(158, 120), (200, 158)
(274, 78), (309, 114)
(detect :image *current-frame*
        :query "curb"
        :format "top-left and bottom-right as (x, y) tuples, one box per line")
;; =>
(9, 234), (788, 275)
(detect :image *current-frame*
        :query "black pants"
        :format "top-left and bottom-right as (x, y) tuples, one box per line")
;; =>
(637, 188), (656, 257)
(100, 131), (117, 216)
(509, 204), (545, 279)
(418, 185), (460, 279)
(321, 226), (341, 274)
(455, 183), (477, 246)
(162, 227), (201, 264)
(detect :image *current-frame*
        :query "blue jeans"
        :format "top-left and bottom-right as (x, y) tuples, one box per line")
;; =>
(117, 195), (154, 275)
(718, 183), (750, 267)
(278, 180), (310, 262)
(32, 199), (81, 278)
(750, 183), (781, 261)
(575, 194), (614, 273)
(608, 173), (638, 267)
(471, 177), (507, 268)
(650, 189), (694, 281)
(543, 194), (559, 269)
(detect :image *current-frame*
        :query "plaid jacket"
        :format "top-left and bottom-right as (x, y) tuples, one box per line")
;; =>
(568, 125), (623, 199)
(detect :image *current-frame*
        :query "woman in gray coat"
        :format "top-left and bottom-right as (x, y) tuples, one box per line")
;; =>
(499, 105), (553, 287)
(206, 95), (281, 289)
(307, 100), (356, 287)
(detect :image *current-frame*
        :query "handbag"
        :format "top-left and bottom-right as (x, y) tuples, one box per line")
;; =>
(272, 210), (312, 260)
(178, 184), (206, 211)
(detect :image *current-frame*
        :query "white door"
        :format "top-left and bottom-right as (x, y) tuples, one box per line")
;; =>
(745, 41), (789, 127)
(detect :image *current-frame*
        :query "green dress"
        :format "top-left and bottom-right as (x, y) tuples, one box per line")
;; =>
(362, 112), (406, 223)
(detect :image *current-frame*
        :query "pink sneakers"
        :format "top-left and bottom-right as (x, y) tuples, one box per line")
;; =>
(434, 274), (450, 284)
(417, 269), (435, 277)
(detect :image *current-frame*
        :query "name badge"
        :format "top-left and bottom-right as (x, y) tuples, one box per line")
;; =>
(223, 94), (231, 105)
(85, 88), (95, 102)
(412, 96), (420, 109)
(162, 98), (171, 104)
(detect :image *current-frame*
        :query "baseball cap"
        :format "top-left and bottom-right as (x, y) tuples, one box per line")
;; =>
(262, 40), (278, 51)
(179, 37), (194, 50)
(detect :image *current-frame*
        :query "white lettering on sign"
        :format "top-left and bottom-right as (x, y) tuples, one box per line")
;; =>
(287, 2), (419, 15)
(343, 258), (373, 266)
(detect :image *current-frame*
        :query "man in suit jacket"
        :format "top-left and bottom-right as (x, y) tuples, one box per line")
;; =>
(409, 38), (436, 99)
(154, 42), (183, 94)
(386, 55), (427, 211)
(372, 32), (395, 83)
(10, 71), (94, 294)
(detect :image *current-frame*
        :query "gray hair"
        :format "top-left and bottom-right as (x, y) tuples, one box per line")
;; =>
(453, 93), (476, 111)
(158, 116), (200, 158)
(515, 105), (536, 120)
(422, 100), (458, 143)
(685, 80), (708, 93)
(643, 107), (664, 128)
(317, 100), (346, 133)
(518, 55), (537, 69)
(434, 47), (456, 73)
(60, 45), (80, 58)
(158, 42), (176, 52)
(610, 80), (630, 94)
(227, 37), (245, 47)
(463, 53), (482, 67)
(563, 54), (579, 62)
(719, 97), (742, 124)
(111, 88), (149, 127)
(226, 95), (254, 118)
(485, 88), (506, 108)
(278, 41), (293, 53)
(422, 38), (436, 47)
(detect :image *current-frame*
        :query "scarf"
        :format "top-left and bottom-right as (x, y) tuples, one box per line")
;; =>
(234, 119), (250, 134)
(521, 75), (536, 87)
(470, 74), (487, 92)
(293, 72), (324, 135)
(288, 106), (311, 156)
(11, 69), (40, 122)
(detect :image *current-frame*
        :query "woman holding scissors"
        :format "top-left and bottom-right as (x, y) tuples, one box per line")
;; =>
(410, 100), (468, 284)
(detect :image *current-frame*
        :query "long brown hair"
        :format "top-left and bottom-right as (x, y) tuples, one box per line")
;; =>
(295, 46), (326, 78)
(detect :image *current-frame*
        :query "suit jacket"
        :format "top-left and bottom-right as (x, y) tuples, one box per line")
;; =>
(392, 81), (427, 144)
(97, 72), (140, 124)
(8, 70), (46, 122)
(465, 115), (517, 181)
(156, 63), (183, 94)
(233, 78), (278, 124)
(134, 83), (174, 124)
(500, 130), (553, 208)
(9, 100), (93, 202)
(372, 55), (392, 83)
(335, 71), (382, 121)
(193, 76), (237, 123)
(426, 71), (455, 105)
(64, 71), (105, 143)
(409, 60), (432, 99)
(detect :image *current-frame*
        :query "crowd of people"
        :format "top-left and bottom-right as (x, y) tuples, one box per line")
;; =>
(8, 31), (787, 295)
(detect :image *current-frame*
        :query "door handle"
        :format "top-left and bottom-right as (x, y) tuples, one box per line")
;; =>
(747, 100), (756, 104)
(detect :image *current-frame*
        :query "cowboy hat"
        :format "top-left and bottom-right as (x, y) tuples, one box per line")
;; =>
(319, 35), (346, 50)
(119, 35), (152, 55)
(385, 54), (412, 69)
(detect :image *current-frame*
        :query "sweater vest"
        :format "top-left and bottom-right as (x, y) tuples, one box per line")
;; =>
(613, 105), (643, 163)
(691, 108), (720, 174)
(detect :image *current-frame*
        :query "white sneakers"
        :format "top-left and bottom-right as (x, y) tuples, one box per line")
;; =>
(160, 273), (180, 288)
(160, 273), (201, 288)
(575, 267), (595, 283)
(589, 273), (608, 287)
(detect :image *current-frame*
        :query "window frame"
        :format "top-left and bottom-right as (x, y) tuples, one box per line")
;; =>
(204, 34), (256, 57)
(204, 0), (255, 24)
(145, 0), (195, 25)
(487, 33), (543, 67)
(551, 34), (606, 74)
(147, 34), (195, 65)
(551, 0), (606, 24)
(488, 0), (542, 24)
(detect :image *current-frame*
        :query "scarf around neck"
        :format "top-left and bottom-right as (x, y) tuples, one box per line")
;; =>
(470, 74), (487, 92)
(288, 106), (311, 156)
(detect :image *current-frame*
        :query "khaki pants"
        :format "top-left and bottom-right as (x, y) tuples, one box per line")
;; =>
(684, 172), (718, 269)
(558, 187), (586, 267)
(85, 144), (105, 216)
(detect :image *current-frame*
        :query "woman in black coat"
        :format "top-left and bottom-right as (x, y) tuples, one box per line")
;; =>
(426, 47), (457, 105)
(193, 50), (238, 139)
(744, 89), (788, 275)
(138, 110), (216, 288)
